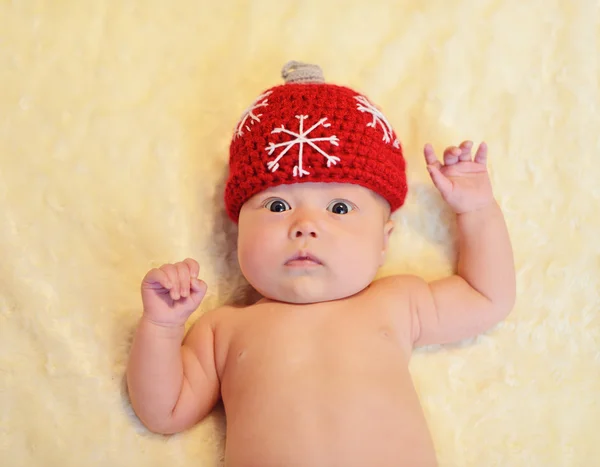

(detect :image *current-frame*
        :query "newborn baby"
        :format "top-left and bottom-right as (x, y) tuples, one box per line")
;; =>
(126, 61), (516, 467)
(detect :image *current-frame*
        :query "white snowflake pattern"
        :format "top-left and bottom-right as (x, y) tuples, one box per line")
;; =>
(354, 95), (400, 148)
(233, 90), (273, 139)
(265, 115), (340, 177)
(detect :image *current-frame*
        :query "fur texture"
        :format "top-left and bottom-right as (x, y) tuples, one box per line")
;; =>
(1, 0), (598, 465)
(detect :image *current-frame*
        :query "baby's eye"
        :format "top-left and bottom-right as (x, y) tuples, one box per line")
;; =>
(264, 198), (291, 213)
(326, 200), (354, 215)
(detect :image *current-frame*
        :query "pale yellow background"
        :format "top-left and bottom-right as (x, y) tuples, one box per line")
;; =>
(1, 0), (599, 466)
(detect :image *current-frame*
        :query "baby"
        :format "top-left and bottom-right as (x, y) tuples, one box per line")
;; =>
(126, 61), (516, 467)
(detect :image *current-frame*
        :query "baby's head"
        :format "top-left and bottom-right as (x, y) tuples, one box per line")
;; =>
(224, 62), (407, 304)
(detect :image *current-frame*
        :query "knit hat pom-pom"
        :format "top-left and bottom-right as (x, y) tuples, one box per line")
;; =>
(281, 61), (325, 84)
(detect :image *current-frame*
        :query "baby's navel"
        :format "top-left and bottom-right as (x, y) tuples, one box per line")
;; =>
(236, 349), (247, 360)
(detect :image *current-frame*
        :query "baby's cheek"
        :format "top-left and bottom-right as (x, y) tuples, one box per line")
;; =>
(346, 245), (381, 280)
(238, 253), (267, 293)
(237, 240), (260, 277)
(239, 238), (276, 280)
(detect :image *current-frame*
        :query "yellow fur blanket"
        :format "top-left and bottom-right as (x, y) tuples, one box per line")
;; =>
(1, 1), (598, 465)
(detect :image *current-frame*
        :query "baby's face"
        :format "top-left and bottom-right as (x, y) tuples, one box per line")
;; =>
(237, 182), (394, 304)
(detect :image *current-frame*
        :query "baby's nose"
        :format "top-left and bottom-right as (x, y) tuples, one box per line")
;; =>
(290, 218), (318, 239)
(294, 226), (317, 238)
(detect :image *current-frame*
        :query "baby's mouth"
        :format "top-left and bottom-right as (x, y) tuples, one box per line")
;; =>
(285, 252), (323, 267)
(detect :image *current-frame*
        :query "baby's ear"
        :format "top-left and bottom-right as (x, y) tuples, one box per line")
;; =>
(383, 219), (394, 243)
(380, 220), (395, 265)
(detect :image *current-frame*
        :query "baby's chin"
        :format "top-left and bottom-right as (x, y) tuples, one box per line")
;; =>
(255, 280), (369, 305)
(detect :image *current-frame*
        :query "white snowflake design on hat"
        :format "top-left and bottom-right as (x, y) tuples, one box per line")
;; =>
(265, 115), (340, 177)
(354, 95), (400, 148)
(233, 90), (273, 140)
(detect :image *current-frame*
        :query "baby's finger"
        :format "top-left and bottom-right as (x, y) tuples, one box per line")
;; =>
(191, 277), (205, 293)
(176, 262), (191, 298)
(188, 278), (208, 308)
(443, 146), (460, 165)
(427, 164), (453, 196)
(159, 264), (180, 300)
(142, 268), (172, 290)
(183, 258), (200, 279)
(474, 142), (488, 166)
(191, 278), (208, 301)
(458, 141), (473, 162)
(423, 144), (442, 169)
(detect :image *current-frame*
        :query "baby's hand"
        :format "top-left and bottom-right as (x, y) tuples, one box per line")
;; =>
(424, 141), (494, 214)
(141, 258), (207, 327)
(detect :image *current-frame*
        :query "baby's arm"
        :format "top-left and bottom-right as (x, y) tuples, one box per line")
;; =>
(411, 201), (515, 346)
(127, 314), (219, 434)
(126, 259), (220, 434)
(408, 141), (516, 346)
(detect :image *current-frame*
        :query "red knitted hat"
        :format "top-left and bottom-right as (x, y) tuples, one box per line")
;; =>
(224, 61), (407, 222)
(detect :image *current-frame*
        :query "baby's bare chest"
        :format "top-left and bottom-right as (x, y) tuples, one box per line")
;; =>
(213, 297), (437, 467)
(216, 299), (413, 392)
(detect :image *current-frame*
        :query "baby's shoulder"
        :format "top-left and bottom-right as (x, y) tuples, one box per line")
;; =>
(193, 303), (237, 328)
(195, 302), (257, 339)
(370, 273), (428, 298)
(187, 305), (243, 374)
(366, 274), (432, 322)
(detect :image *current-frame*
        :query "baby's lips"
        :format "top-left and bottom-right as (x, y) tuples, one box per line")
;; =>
(285, 251), (323, 265)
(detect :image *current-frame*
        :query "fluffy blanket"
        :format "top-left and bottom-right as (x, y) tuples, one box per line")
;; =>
(1, 0), (598, 465)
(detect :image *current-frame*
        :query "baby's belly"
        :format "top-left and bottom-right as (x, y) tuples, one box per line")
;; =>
(220, 344), (437, 467)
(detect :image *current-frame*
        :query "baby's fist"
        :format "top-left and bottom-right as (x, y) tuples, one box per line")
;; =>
(141, 258), (207, 327)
